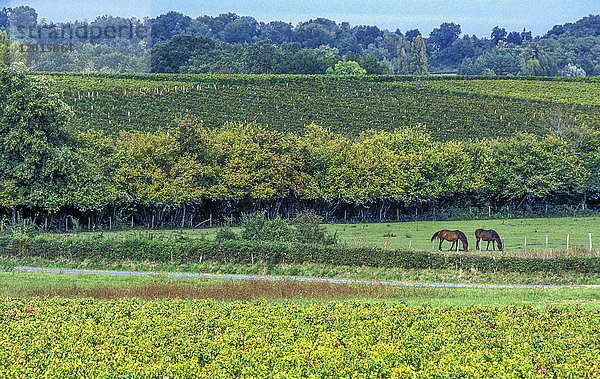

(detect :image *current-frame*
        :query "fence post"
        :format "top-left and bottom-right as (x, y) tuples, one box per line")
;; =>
(567, 234), (570, 251)
(545, 236), (548, 251)
(524, 236), (527, 253)
(409, 240), (412, 250)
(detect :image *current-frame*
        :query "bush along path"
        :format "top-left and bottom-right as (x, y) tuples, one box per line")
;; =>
(5, 236), (600, 276)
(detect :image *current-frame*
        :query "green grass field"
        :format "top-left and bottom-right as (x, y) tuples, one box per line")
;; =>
(73, 215), (600, 255)
(328, 216), (600, 255)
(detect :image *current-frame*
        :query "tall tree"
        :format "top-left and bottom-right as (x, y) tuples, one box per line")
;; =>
(405, 29), (421, 43)
(150, 35), (215, 73)
(398, 47), (409, 74)
(0, 30), (9, 66)
(0, 68), (78, 212)
(506, 31), (523, 45)
(429, 22), (461, 51)
(221, 16), (259, 44)
(0, 8), (10, 30)
(260, 21), (293, 44)
(410, 35), (428, 74)
(491, 26), (507, 45)
(149, 11), (192, 44)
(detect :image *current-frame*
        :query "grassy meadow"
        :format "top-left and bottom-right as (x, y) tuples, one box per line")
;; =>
(70, 215), (600, 255)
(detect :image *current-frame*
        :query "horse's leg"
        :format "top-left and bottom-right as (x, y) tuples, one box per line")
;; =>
(476, 238), (479, 250)
(449, 240), (456, 251)
(486, 240), (490, 250)
(492, 240), (496, 250)
(439, 239), (443, 251)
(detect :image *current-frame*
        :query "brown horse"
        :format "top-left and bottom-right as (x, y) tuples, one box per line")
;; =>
(475, 229), (503, 251)
(431, 230), (468, 252)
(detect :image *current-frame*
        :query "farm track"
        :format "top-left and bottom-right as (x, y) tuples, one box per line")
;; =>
(13, 267), (565, 289)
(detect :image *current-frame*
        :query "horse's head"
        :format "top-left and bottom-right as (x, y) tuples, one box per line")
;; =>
(458, 231), (468, 251)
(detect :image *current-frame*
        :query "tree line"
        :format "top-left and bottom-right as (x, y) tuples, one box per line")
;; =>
(2, 69), (599, 228)
(0, 6), (598, 75)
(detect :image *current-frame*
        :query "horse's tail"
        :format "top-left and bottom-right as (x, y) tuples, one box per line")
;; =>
(431, 231), (440, 242)
(474, 229), (484, 238)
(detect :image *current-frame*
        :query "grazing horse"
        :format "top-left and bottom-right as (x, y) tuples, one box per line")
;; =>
(431, 230), (468, 252)
(475, 229), (503, 251)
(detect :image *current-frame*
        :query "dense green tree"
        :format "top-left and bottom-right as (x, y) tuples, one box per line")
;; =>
(261, 21), (293, 44)
(491, 26), (507, 45)
(0, 68), (79, 211)
(326, 60), (366, 75)
(358, 53), (392, 74)
(506, 31), (523, 45)
(150, 11), (192, 44)
(521, 30), (533, 42)
(0, 8), (9, 30)
(182, 43), (243, 74)
(242, 40), (279, 73)
(398, 48), (409, 74)
(293, 18), (337, 48)
(546, 14), (600, 38)
(459, 47), (520, 75)
(353, 25), (382, 48)
(0, 31), (9, 66)
(335, 22), (361, 54)
(429, 22), (461, 51)
(410, 35), (428, 74)
(8, 5), (37, 28)
(221, 16), (259, 44)
(405, 29), (421, 43)
(150, 35), (215, 73)
(518, 46), (558, 76)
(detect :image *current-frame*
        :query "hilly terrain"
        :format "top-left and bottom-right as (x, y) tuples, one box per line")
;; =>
(49, 73), (600, 140)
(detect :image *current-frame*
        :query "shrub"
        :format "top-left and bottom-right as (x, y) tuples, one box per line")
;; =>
(291, 210), (337, 245)
(240, 211), (295, 242)
(215, 227), (239, 242)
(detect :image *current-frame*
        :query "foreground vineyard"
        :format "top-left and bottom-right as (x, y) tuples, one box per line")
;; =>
(49, 73), (600, 140)
(1, 298), (598, 377)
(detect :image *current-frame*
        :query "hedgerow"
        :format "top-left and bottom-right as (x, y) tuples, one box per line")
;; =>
(4, 234), (600, 274)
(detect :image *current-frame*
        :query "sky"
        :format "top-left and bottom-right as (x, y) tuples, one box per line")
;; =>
(3, 0), (599, 37)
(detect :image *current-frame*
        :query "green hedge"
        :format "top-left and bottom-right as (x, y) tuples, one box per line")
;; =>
(2, 235), (600, 274)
